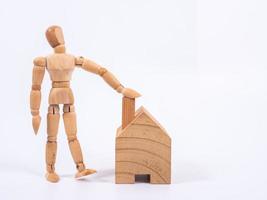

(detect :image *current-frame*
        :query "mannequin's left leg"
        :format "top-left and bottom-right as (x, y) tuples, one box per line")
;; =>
(63, 104), (96, 178)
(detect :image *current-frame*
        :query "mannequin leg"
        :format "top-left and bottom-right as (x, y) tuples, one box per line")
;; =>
(46, 104), (60, 182)
(63, 104), (96, 178)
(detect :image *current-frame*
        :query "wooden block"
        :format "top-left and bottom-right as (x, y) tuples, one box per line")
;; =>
(116, 106), (171, 184)
(122, 97), (135, 129)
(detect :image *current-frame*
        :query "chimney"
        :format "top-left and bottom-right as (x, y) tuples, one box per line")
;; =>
(122, 96), (135, 129)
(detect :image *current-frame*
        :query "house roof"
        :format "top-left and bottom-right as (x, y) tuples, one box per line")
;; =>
(117, 106), (171, 140)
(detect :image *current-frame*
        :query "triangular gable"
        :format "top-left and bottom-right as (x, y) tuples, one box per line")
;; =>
(117, 106), (170, 139)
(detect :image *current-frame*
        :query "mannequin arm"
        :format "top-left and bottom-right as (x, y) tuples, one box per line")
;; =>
(75, 56), (140, 98)
(30, 57), (46, 135)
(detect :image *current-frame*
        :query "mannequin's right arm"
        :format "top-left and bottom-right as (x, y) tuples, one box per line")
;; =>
(30, 57), (46, 135)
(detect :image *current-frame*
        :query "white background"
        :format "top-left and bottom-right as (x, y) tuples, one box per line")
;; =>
(0, 0), (267, 199)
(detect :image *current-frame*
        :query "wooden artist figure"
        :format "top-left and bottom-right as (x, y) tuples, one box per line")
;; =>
(30, 25), (140, 183)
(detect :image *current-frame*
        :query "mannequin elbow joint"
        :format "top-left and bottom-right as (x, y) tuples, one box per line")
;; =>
(99, 67), (107, 76)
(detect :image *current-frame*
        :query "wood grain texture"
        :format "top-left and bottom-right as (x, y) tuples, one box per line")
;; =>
(116, 106), (171, 184)
(122, 97), (135, 129)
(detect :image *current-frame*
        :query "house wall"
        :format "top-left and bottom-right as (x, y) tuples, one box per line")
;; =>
(115, 111), (171, 184)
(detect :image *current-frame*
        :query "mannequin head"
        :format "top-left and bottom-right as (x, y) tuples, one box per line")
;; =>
(45, 25), (65, 48)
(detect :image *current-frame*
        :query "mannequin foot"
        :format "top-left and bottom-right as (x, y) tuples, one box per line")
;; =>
(45, 172), (60, 183)
(75, 168), (97, 179)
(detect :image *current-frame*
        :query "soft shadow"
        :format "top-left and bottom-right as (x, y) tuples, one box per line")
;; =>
(75, 168), (115, 183)
(60, 174), (74, 178)
(172, 161), (212, 184)
(0, 160), (211, 184)
(0, 161), (42, 177)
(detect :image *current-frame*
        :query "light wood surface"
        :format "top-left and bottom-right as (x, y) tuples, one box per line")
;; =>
(122, 97), (135, 129)
(46, 53), (75, 105)
(54, 45), (66, 53)
(30, 90), (41, 111)
(76, 57), (124, 92)
(46, 105), (60, 182)
(78, 57), (102, 74)
(30, 57), (46, 134)
(63, 104), (97, 177)
(49, 88), (74, 105)
(116, 106), (171, 184)
(63, 105), (84, 170)
(31, 25), (139, 182)
(46, 26), (65, 48)
(46, 53), (75, 81)
(32, 66), (45, 86)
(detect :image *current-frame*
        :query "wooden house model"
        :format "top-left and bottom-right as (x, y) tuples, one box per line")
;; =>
(115, 97), (171, 184)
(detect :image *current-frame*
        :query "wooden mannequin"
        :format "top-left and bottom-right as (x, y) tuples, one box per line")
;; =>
(30, 25), (140, 183)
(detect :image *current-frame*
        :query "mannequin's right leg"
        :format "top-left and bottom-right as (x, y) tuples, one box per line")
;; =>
(46, 104), (60, 183)
(63, 104), (96, 178)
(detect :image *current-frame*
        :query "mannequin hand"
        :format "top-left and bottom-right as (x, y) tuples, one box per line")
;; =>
(121, 88), (141, 98)
(32, 115), (41, 135)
